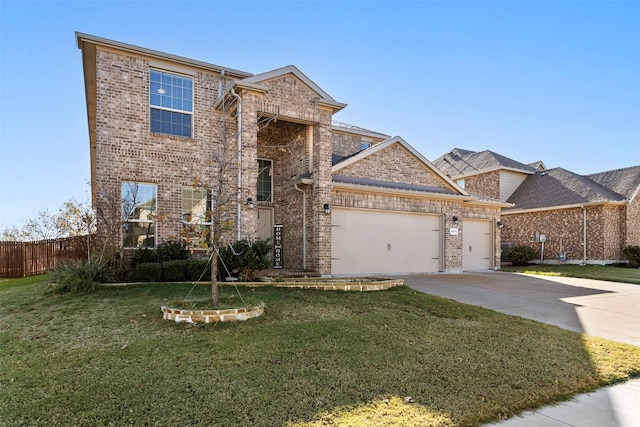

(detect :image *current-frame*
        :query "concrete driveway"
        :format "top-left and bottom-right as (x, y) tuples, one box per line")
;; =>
(401, 271), (640, 427)
(402, 271), (640, 347)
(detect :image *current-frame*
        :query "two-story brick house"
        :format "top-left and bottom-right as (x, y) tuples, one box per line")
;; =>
(76, 33), (508, 276)
(434, 148), (640, 264)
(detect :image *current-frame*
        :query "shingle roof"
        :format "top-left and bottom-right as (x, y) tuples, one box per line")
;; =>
(434, 149), (536, 178)
(505, 168), (627, 210)
(587, 165), (640, 200)
(332, 176), (457, 195)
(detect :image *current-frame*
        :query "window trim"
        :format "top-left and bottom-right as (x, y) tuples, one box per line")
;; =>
(149, 68), (193, 138)
(257, 158), (273, 203)
(121, 182), (157, 248)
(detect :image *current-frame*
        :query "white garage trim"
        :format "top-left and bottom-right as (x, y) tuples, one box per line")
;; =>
(331, 207), (443, 275)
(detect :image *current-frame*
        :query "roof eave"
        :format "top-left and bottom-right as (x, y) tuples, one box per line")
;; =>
(332, 181), (474, 201)
(502, 200), (627, 215)
(75, 32), (252, 78)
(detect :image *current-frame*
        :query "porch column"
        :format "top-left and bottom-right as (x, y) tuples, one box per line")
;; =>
(311, 109), (333, 276)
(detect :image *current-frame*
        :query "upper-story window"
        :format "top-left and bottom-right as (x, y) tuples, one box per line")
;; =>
(257, 159), (273, 202)
(150, 69), (193, 138)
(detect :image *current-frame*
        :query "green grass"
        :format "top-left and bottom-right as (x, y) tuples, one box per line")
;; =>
(502, 264), (640, 285)
(1, 276), (639, 426)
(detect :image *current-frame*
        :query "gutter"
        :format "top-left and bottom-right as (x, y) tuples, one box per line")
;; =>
(230, 87), (242, 241)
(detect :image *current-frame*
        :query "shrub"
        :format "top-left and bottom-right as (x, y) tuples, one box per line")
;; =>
(156, 239), (188, 262)
(623, 245), (640, 267)
(186, 259), (211, 281)
(504, 245), (536, 266)
(163, 259), (188, 282)
(49, 259), (109, 293)
(130, 247), (158, 266)
(130, 262), (163, 282)
(218, 239), (272, 281)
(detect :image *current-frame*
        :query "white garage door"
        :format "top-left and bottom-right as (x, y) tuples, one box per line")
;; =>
(462, 220), (493, 271)
(331, 208), (442, 275)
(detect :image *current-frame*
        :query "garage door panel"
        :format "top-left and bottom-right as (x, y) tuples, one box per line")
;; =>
(331, 208), (442, 275)
(462, 220), (492, 271)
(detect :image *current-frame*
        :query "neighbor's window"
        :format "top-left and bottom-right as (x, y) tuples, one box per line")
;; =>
(360, 140), (372, 151)
(150, 69), (193, 138)
(257, 159), (273, 202)
(122, 182), (157, 248)
(181, 186), (212, 249)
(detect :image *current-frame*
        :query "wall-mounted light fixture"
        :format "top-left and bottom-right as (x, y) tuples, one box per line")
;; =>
(497, 221), (504, 229)
(247, 197), (254, 209)
(323, 203), (331, 214)
(452, 215), (459, 224)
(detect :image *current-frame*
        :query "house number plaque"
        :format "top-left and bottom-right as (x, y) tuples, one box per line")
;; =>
(273, 224), (283, 269)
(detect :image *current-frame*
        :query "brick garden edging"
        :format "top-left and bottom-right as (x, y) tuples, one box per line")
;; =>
(105, 278), (404, 324)
(161, 305), (264, 324)
(243, 277), (404, 292)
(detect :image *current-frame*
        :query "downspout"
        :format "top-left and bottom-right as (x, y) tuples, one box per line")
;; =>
(230, 87), (242, 241)
(582, 205), (587, 265)
(294, 184), (307, 270)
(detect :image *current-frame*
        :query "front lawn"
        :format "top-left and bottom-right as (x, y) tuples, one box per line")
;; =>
(502, 264), (640, 285)
(1, 276), (639, 426)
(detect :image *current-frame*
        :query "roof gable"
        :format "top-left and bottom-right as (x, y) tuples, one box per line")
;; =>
(241, 65), (344, 108)
(506, 168), (627, 210)
(332, 136), (467, 196)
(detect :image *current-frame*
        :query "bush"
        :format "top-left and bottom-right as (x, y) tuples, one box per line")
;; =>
(130, 247), (158, 266)
(130, 262), (163, 282)
(49, 259), (109, 293)
(504, 245), (536, 266)
(623, 245), (640, 267)
(186, 259), (211, 281)
(156, 239), (188, 262)
(163, 260), (188, 282)
(218, 239), (272, 281)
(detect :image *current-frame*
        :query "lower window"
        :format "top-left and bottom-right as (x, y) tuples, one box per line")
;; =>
(181, 186), (212, 249)
(122, 182), (157, 248)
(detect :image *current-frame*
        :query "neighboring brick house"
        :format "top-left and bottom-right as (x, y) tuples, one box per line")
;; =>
(76, 33), (508, 276)
(434, 149), (640, 264)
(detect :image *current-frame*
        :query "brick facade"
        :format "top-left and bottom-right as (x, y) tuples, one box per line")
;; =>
(501, 204), (630, 263)
(78, 33), (505, 276)
(464, 171), (500, 201)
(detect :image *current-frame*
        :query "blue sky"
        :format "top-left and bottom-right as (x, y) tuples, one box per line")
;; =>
(1, 0), (639, 228)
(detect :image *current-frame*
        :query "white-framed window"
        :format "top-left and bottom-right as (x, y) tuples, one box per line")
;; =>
(181, 186), (212, 249)
(122, 182), (157, 248)
(149, 69), (193, 138)
(257, 159), (273, 202)
(360, 140), (372, 151)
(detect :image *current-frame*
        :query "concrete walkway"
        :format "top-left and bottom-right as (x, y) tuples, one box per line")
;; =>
(402, 271), (640, 427)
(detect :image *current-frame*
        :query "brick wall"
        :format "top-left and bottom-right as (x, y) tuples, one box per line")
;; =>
(465, 171), (500, 200)
(93, 48), (244, 247)
(336, 144), (450, 189)
(501, 204), (627, 263)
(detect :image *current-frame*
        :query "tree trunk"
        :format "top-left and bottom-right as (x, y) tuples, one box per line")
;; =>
(210, 246), (219, 307)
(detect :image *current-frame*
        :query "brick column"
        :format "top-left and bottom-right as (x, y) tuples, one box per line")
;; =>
(311, 109), (334, 276)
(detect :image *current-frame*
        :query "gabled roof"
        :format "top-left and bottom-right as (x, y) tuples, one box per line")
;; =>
(240, 65), (346, 112)
(434, 148), (537, 178)
(587, 165), (640, 201)
(332, 136), (468, 196)
(505, 168), (627, 211)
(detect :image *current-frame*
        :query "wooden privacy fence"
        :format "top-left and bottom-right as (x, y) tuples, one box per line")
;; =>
(0, 236), (90, 278)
